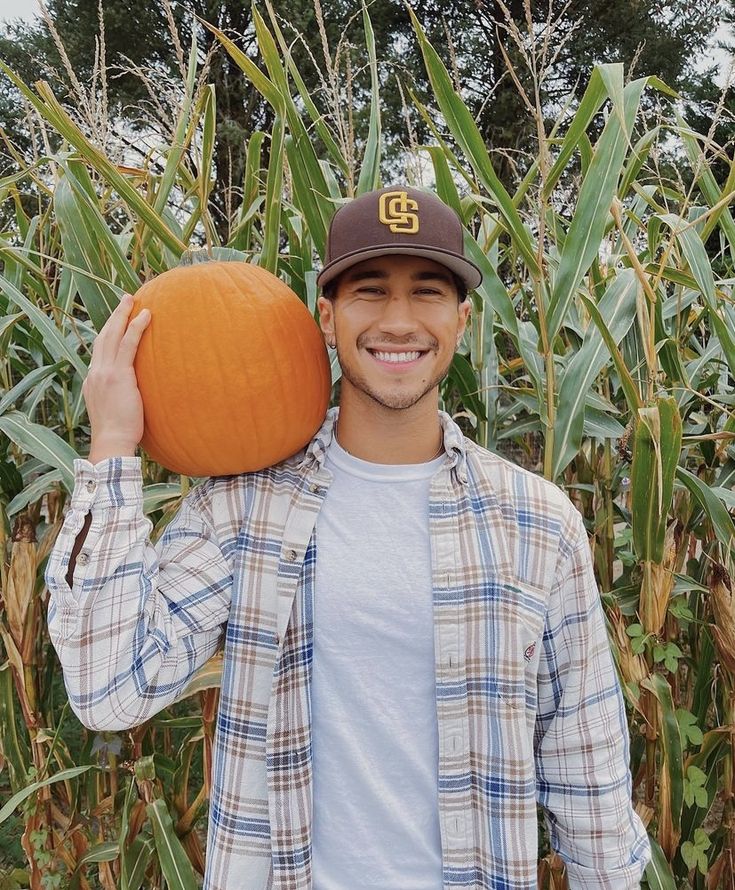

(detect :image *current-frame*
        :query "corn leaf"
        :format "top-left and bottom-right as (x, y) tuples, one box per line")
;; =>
(546, 76), (647, 342)
(408, 7), (538, 276)
(146, 798), (199, 890)
(553, 269), (639, 478)
(0, 411), (78, 493)
(356, 4), (381, 195)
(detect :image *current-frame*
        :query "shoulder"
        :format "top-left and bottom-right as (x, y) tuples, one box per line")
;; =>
(463, 439), (584, 559)
(179, 454), (306, 543)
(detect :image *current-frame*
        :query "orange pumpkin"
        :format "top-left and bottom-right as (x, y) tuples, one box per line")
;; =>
(129, 260), (332, 476)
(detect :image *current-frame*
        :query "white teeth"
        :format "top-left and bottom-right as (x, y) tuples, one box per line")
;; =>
(372, 350), (422, 363)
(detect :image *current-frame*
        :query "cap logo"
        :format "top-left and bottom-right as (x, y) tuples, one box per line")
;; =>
(378, 190), (419, 234)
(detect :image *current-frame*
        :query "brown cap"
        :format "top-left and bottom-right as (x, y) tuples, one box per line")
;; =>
(316, 186), (483, 292)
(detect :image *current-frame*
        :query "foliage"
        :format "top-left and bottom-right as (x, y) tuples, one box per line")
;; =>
(0, 0), (724, 232)
(1, 2), (735, 888)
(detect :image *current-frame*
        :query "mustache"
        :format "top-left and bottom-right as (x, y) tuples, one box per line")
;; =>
(358, 338), (437, 350)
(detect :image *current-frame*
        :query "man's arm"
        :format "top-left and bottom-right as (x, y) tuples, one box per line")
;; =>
(534, 506), (651, 888)
(46, 455), (233, 731)
(65, 444), (134, 589)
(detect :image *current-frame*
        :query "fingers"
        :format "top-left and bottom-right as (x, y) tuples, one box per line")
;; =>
(90, 294), (148, 369)
(117, 304), (151, 366)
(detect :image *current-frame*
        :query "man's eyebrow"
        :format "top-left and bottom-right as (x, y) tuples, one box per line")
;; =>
(344, 269), (389, 283)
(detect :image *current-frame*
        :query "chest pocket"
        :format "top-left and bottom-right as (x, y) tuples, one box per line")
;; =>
(479, 577), (548, 708)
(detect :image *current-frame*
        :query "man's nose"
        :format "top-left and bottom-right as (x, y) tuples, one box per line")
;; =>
(377, 294), (418, 335)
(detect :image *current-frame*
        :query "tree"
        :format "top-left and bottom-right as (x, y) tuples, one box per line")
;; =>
(0, 0), (725, 239)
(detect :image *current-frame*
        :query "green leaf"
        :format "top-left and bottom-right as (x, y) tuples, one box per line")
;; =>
(578, 291), (642, 413)
(262, 115), (285, 273)
(642, 673), (684, 833)
(263, 7), (348, 177)
(146, 798), (199, 890)
(553, 269), (639, 478)
(676, 466), (735, 556)
(543, 66), (610, 198)
(0, 765), (97, 824)
(0, 61), (186, 256)
(121, 836), (154, 890)
(0, 411), (78, 493)
(546, 76), (648, 342)
(0, 664), (29, 794)
(448, 352), (488, 426)
(408, 6), (538, 275)
(656, 212), (735, 381)
(356, 3), (381, 195)
(0, 271), (87, 378)
(631, 397), (682, 563)
(677, 710), (704, 747)
(643, 834), (677, 889)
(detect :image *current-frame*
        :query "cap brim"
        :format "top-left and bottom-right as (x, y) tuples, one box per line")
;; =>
(316, 245), (483, 290)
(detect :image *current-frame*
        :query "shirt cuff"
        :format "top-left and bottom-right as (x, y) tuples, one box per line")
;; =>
(68, 456), (144, 511)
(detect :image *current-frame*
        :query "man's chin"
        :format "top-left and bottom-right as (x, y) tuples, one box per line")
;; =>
(340, 372), (440, 411)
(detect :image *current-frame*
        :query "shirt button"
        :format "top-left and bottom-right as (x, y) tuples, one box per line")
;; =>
(274, 633), (280, 645)
(308, 483), (321, 494)
(85, 480), (96, 492)
(450, 815), (465, 835)
(77, 551), (90, 565)
(285, 549), (297, 562)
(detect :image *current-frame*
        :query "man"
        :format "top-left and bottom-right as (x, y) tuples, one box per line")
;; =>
(46, 186), (651, 889)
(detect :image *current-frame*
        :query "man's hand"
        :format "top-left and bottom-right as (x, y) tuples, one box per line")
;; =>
(83, 293), (151, 458)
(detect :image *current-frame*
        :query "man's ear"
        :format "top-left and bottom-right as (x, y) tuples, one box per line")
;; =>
(456, 298), (471, 345)
(317, 295), (335, 344)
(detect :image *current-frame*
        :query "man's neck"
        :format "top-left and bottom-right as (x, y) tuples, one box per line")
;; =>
(333, 393), (444, 465)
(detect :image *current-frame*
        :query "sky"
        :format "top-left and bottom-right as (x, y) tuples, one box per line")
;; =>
(0, 0), (38, 23)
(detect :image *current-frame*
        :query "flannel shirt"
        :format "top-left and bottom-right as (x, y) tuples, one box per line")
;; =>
(46, 407), (651, 889)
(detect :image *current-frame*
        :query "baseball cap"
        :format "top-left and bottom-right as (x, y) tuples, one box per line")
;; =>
(316, 186), (483, 292)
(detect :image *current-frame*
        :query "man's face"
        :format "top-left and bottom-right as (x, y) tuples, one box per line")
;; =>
(317, 255), (471, 412)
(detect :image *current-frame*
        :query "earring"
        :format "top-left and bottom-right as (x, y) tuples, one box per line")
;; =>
(327, 338), (336, 349)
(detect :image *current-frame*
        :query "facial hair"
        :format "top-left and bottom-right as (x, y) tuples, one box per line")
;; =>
(335, 335), (452, 411)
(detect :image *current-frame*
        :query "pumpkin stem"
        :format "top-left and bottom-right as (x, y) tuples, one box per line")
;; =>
(178, 247), (248, 266)
(179, 248), (214, 266)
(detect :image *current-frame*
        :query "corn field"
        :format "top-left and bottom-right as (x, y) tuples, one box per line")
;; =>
(1, 2), (735, 888)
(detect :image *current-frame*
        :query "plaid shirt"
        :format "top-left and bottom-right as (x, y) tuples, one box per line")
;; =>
(46, 407), (651, 889)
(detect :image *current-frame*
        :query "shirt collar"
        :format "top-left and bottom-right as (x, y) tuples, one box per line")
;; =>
(298, 406), (469, 484)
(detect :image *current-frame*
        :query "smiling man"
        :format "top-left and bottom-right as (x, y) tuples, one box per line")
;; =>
(47, 185), (650, 890)
(307, 186), (650, 888)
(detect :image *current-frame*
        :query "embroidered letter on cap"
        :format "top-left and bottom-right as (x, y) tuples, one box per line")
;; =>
(378, 190), (419, 234)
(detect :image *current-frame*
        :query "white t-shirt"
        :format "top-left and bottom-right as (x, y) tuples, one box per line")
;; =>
(310, 436), (446, 889)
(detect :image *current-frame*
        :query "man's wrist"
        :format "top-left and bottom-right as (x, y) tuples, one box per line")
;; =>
(87, 441), (138, 462)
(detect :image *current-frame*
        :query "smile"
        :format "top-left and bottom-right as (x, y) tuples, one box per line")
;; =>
(367, 349), (428, 368)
